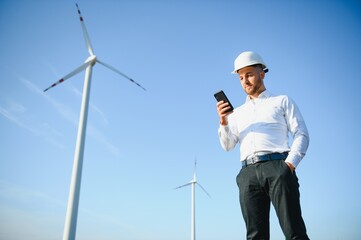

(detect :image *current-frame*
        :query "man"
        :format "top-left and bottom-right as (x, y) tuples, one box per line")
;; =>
(216, 51), (310, 240)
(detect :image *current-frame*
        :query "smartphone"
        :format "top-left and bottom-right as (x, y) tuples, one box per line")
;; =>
(214, 90), (234, 113)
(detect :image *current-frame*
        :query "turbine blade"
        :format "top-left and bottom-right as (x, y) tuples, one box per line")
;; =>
(174, 182), (192, 190)
(197, 183), (212, 199)
(43, 60), (91, 92)
(76, 4), (95, 56)
(97, 59), (146, 91)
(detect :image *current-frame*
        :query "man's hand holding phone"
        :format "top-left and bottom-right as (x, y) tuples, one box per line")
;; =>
(214, 90), (234, 126)
(217, 101), (232, 125)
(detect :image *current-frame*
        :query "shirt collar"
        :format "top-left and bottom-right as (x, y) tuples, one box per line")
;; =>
(246, 90), (272, 102)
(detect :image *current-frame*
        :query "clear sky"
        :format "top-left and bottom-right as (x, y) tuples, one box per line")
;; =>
(1, 0), (361, 239)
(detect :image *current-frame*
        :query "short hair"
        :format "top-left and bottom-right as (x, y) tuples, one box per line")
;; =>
(251, 64), (268, 73)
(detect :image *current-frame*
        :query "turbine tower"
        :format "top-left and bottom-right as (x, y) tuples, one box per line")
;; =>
(43, 4), (145, 240)
(175, 159), (211, 240)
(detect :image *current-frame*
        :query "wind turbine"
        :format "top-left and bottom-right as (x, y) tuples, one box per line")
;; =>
(43, 4), (146, 240)
(175, 159), (211, 240)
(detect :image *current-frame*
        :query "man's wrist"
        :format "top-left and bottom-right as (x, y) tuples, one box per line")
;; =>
(286, 162), (295, 171)
(220, 119), (228, 126)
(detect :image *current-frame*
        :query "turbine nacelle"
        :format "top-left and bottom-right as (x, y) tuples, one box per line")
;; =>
(86, 55), (97, 66)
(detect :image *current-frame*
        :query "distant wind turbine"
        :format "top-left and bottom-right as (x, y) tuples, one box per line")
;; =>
(175, 159), (211, 240)
(43, 4), (146, 240)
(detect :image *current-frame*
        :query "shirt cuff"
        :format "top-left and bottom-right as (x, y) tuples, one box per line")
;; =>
(285, 151), (304, 168)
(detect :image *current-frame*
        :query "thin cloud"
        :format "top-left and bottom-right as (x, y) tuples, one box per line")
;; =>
(0, 98), (66, 149)
(87, 124), (120, 157)
(0, 102), (36, 135)
(67, 85), (109, 126)
(21, 77), (78, 125)
(0, 180), (65, 208)
(21, 76), (120, 157)
(0, 180), (134, 235)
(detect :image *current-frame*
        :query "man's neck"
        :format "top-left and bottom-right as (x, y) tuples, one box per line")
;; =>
(249, 88), (266, 99)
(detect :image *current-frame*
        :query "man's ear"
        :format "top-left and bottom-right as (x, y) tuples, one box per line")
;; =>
(260, 69), (265, 80)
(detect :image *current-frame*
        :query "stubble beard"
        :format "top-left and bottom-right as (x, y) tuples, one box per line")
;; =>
(244, 83), (262, 96)
(244, 79), (265, 97)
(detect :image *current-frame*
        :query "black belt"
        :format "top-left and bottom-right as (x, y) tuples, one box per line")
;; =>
(242, 152), (288, 167)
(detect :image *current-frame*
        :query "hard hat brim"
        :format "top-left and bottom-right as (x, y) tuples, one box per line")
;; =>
(231, 64), (268, 74)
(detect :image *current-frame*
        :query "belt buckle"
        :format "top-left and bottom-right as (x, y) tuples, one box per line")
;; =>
(249, 156), (257, 165)
(243, 156), (258, 167)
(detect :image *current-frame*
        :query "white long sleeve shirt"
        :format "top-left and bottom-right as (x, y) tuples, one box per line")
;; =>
(218, 90), (309, 168)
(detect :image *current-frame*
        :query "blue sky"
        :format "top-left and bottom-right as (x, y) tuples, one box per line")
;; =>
(1, 0), (361, 239)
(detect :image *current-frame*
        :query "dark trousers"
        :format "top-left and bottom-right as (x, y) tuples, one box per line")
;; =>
(236, 160), (309, 240)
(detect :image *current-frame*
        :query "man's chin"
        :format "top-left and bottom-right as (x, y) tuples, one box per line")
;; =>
(245, 89), (253, 95)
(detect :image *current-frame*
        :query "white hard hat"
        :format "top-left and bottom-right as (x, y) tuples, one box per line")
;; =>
(232, 51), (268, 74)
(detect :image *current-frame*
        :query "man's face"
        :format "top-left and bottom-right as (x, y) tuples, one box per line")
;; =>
(237, 66), (265, 98)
